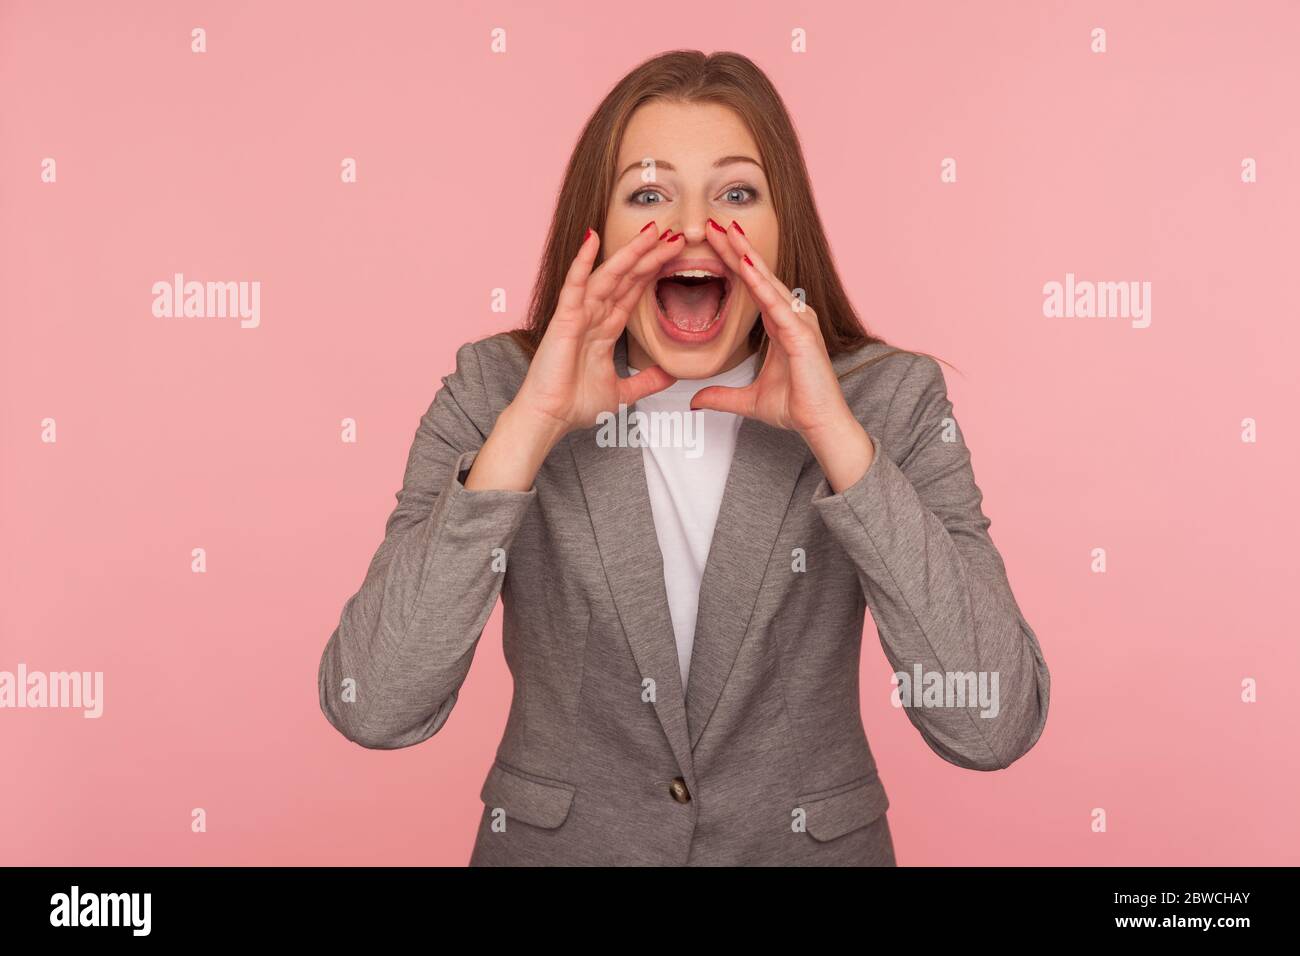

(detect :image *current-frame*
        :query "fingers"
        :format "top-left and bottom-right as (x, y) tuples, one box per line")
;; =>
(598, 230), (678, 337)
(596, 230), (683, 338)
(704, 219), (820, 351)
(618, 365), (677, 406)
(556, 228), (603, 316)
(703, 216), (749, 286)
(557, 225), (679, 338)
(601, 266), (658, 340)
(689, 383), (758, 417)
(606, 230), (680, 312)
(587, 221), (680, 305)
(701, 219), (791, 333)
(710, 219), (798, 306)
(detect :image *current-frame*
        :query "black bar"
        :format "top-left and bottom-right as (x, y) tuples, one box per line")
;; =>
(0, 866), (1288, 941)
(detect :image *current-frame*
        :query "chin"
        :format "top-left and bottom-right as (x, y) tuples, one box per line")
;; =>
(630, 321), (745, 381)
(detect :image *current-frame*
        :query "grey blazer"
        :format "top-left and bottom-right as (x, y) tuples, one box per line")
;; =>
(317, 332), (1051, 866)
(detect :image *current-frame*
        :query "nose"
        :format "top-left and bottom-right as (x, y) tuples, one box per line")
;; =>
(674, 220), (708, 245)
(666, 198), (709, 245)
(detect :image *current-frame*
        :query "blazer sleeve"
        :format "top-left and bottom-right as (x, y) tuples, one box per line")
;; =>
(810, 353), (1050, 771)
(317, 341), (537, 749)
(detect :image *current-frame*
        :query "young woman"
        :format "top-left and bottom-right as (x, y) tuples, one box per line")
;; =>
(318, 50), (1050, 866)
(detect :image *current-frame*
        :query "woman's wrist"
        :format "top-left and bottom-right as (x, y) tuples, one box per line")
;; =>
(502, 398), (573, 452)
(800, 403), (876, 495)
(463, 400), (569, 492)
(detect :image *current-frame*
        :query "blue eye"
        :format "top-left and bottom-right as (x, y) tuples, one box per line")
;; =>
(723, 185), (758, 204)
(626, 184), (760, 206)
(629, 188), (666, 206)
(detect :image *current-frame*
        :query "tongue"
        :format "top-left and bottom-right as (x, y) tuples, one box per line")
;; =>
(658, 279), (724, 332)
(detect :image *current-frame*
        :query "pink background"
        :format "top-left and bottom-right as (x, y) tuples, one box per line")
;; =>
(3, 0), (1298, 866)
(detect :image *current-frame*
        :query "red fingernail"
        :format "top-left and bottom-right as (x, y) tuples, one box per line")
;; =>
(640, 220), (656, 233)
(742, 254), (754, 266)
(669, 232), (684, 242)
(658, 228), (673, 240)
(583, 227), (592, 242)
(707, 218), (726, 234)
(730, 220), (746, 236)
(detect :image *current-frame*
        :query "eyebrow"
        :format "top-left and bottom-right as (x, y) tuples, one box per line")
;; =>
(616, 155), (763, 181)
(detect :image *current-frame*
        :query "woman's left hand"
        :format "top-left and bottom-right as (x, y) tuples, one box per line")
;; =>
(690, 219), (877, 492)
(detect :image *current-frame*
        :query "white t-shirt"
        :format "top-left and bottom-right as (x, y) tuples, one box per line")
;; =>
(626, 353), (761, 690)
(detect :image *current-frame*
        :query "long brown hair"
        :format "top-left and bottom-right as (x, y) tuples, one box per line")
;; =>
(508, 50), (953, 381)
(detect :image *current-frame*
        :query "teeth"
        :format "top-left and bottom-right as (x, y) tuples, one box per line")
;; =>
(667, 269), (723, 279)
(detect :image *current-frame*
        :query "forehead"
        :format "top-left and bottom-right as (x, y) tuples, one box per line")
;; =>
(616, 99), (759, 172)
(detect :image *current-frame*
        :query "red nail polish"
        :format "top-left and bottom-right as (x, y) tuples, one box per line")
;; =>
(742, 254), (754, 266)
(730, 220), (746, 236)
(669, 232), (684, 242)
(658, 228), (673, 240)
(640, 220), (656, 233)
(707, 218), (726, 234)
(584, 227), (592, 242)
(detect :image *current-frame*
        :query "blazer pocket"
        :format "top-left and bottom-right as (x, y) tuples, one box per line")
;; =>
(796, 772), (890, 842)
(479, 759), (576, 830)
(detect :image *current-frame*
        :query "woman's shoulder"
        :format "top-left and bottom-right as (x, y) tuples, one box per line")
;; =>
(832, 340), (946, 411)
(442, 331), (531, 398)
(455, 330), (530, 376)
(423, 332), (533, 438)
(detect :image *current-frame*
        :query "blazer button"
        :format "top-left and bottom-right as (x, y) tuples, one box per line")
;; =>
(669, 777), (691, 803)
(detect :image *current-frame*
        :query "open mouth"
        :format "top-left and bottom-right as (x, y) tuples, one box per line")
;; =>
(654, 270), (731, 336)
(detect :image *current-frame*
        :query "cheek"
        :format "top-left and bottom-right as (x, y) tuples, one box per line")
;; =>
(730, 293), (761, 337)
(598, 221), (629, 257)
(733, 277), (760, 315)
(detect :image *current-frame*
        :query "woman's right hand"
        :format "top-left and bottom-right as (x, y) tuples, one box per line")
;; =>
(464, 222), (682, 492)
(512, 221), (682, 442)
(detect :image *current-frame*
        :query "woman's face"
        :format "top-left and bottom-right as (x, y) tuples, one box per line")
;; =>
(605, 99), (778, 381)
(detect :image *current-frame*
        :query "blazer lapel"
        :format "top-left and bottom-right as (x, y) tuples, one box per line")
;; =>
(684, 413), (810, 750)
(567, 334), (695, 782)
(680, 341), (900, 747)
